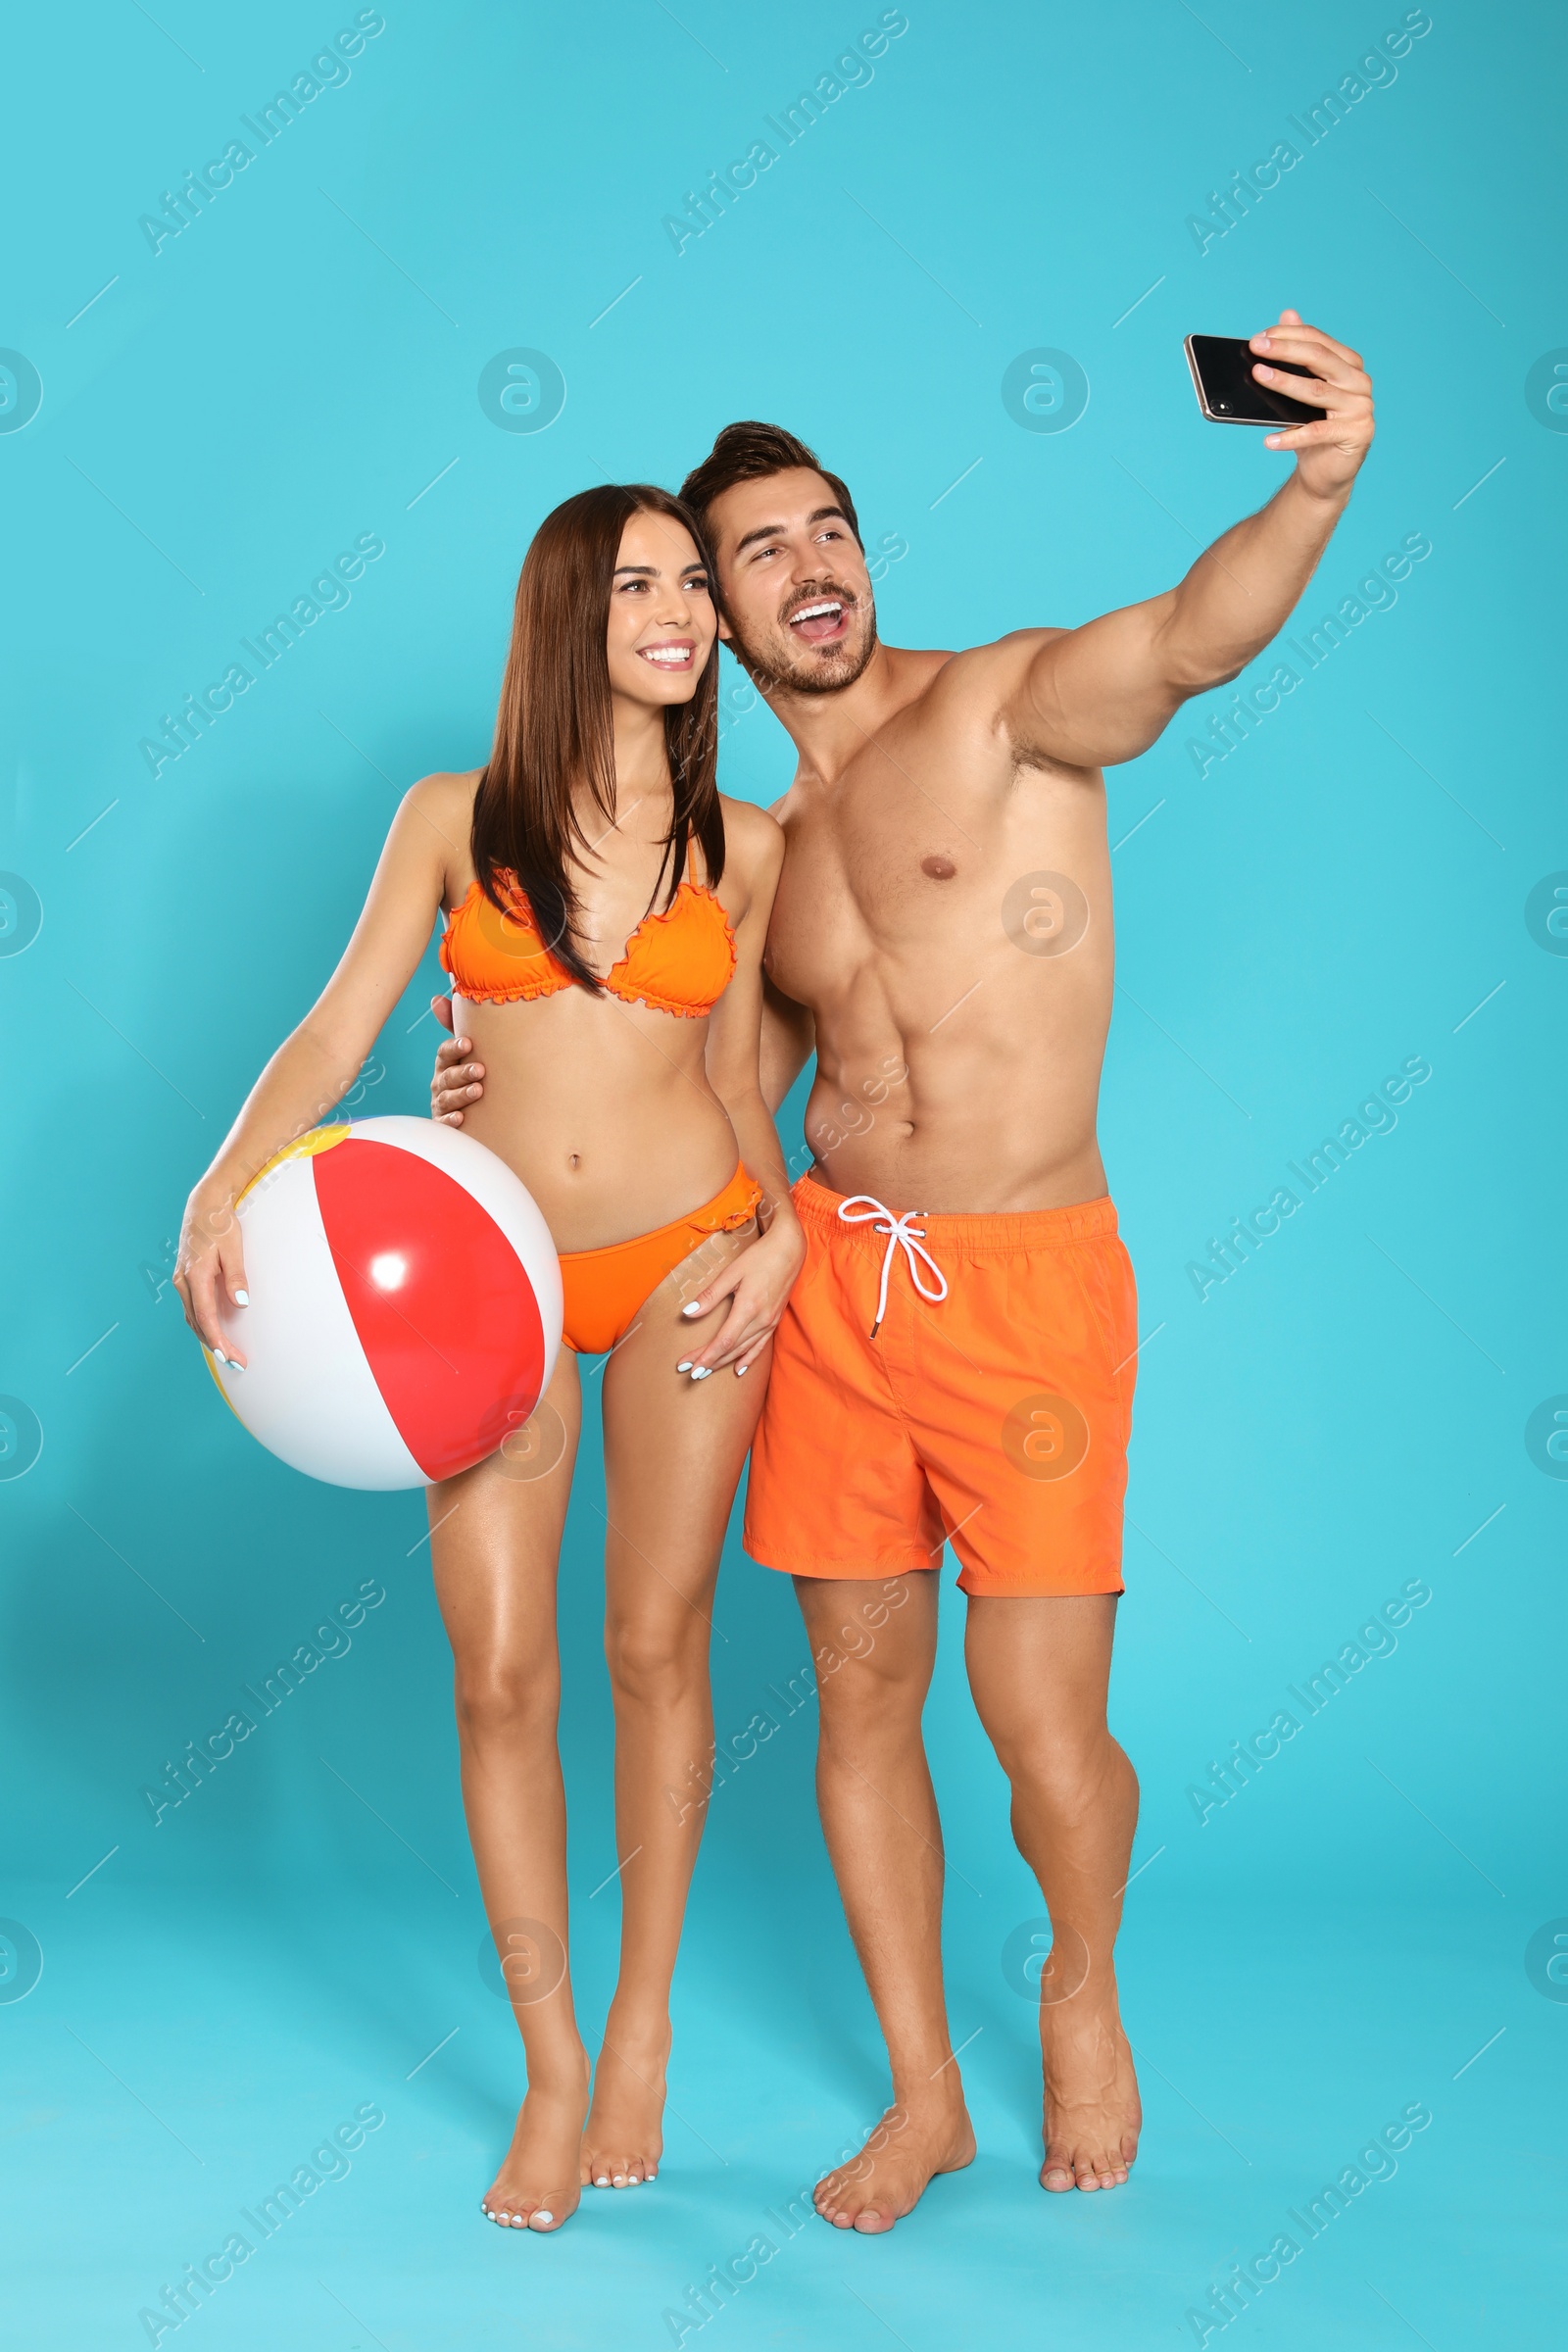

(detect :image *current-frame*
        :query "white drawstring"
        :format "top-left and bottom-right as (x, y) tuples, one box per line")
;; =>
(836, 1195), (949, 1337)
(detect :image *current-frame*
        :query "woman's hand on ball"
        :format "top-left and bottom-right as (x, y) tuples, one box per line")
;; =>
(431, 1001), (486, 1126)
(173, 1188), (251, 1369)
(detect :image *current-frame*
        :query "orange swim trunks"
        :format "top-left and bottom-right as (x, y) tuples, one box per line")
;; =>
(743, 1176), (1138, 1598)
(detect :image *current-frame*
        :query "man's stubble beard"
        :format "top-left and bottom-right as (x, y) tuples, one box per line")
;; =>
(726, 594), (879, 699)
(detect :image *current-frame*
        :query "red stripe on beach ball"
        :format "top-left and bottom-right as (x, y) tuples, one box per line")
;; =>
(313, 1137), (546, 1481)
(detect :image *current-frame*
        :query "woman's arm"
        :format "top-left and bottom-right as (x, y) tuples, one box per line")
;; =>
(681, 802), (805, 1378)
(173, 773), (464, 1366)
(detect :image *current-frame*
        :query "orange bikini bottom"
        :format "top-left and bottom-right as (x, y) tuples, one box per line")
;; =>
(558, 1165), (762, 1355)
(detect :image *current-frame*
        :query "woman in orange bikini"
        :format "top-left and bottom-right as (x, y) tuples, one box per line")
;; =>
(173, 483), (804, 2233)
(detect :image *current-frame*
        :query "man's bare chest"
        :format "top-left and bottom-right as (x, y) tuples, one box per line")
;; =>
(766, 752), (1107, 1003)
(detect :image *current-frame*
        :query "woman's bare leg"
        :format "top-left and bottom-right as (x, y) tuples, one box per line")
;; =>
(580, 1235), (767, 2188)
(427, 1350), (588, 2231)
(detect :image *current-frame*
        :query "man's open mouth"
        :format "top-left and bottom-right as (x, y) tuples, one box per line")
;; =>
(637, 640), (696, 669)
(786, 598), (850, 645)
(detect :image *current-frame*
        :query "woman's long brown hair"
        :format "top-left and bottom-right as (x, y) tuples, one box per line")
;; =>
(470, 483), (723, 992)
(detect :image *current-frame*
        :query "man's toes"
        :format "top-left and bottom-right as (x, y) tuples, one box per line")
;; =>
(1041, 2149), (1075, 2192)
(852, 2201), (896, 2233)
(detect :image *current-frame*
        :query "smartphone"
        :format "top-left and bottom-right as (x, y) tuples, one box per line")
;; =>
(1185, 334), (1324, 426)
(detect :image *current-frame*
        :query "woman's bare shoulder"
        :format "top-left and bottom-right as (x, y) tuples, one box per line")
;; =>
(719, 793), (785, 878)
(405, 766), (482, 830)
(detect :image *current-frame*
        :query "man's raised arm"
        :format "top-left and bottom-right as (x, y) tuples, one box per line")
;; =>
(1008, 312), (1375, 770)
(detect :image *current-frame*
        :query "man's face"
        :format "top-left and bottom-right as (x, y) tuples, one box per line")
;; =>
(707, 467), (877, 695)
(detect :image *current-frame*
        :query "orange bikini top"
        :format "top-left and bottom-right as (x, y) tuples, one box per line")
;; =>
(440, 840), (736, 1018)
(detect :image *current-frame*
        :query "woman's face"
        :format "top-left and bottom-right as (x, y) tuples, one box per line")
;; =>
(604, 510), (715, 709)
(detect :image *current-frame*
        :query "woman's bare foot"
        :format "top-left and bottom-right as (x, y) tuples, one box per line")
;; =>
(1039, 1987), (1141, 2192)
(814, 2096), (976, 2232)
(581, 2019), (669, 2189)
(481, 2057), (591, 2233)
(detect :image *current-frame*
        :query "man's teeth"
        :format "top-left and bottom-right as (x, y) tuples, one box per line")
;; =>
(790, 601), (843, 624)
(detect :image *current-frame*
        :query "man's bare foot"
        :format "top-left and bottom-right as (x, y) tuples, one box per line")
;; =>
(814, 2097), (976, 2232)
(1039, 1989), (1141, 2192)
(481, 2060), (591, 2233)
(581, 2020), (668, 2189)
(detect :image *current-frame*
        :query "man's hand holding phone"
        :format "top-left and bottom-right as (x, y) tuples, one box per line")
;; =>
(1246, 308), (1374, 498)
(1189, 309), (1374, 501)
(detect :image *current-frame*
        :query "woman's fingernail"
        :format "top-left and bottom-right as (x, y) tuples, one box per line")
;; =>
(680, 1301), (703, 1317)
(676, 1360), (692, 1372)
(736, 1364), (749, 1376)
(691, 1366), (711, 1382)
(233, 1289), (250, 1306)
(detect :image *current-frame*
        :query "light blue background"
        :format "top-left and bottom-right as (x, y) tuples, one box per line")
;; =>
(2, 2), (1562, 2344)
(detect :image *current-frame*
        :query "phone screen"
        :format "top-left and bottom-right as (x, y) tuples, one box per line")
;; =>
(1186, 335), (1324, 426)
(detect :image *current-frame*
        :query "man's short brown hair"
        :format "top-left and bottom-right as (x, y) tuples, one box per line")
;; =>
(679, 422), (861, 552)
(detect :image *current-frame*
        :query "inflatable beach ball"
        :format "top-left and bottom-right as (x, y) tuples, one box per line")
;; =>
(206, 1116), (562, 1490)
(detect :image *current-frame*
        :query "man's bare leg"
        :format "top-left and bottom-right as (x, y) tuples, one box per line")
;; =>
(794, 1573), (976, 2231)
(964, 1592), (1141, 2192)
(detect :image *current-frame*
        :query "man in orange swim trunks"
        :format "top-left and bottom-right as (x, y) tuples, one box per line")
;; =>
(435, 314), (1375, 2227)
